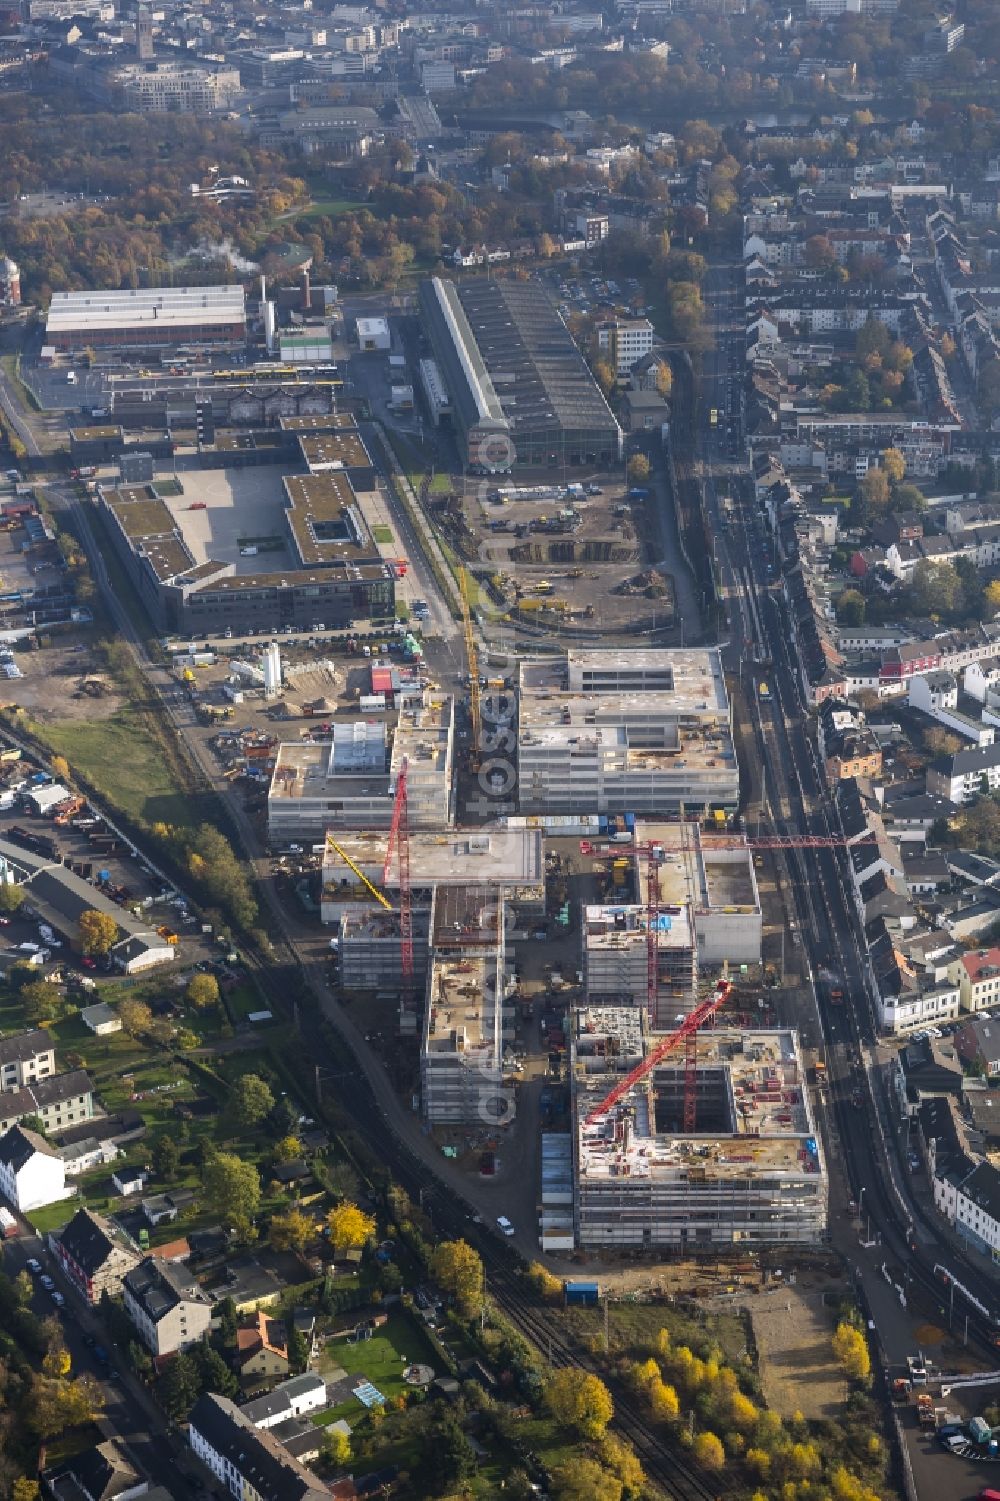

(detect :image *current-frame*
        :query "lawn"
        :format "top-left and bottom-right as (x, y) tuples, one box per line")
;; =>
(315, 1312), (439, 1420)
(296, 197), (364, 220)
(31, 708), (194, 830)
(372, 524), (394, 545)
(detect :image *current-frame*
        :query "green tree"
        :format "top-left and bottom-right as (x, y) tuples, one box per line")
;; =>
(78, 909), (119, 956)
(192, 1342), (239, 1399)
(186, 973), (220, 1010)
(0, 884), (26, 914)
(157, 1350), (201, 1420)
(545, 1367), (614, 1438)
(429, 1239), (483, 1317)
(909, 559), (965, 619)
(203, 1152), (261, 1235)
(835, 589), (865, 626)
(229, 1073), (275, 1129)
(287, 1323), (308, 1374)
(22, 982), (66, 1026)
(152, 1134), (181, 1181)
(412, 1406), (476, 1496)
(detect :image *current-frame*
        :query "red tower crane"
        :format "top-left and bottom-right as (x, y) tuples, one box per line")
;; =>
(584, 978), (735, 1127)
(383, 757), (415, 1016)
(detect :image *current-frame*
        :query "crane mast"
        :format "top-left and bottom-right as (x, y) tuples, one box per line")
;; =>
(384, 757), (415, 1019)
(584, 979), (735, 1127)
(458, 566), (482, 772)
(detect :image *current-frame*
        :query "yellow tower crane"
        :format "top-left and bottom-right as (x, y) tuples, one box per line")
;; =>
(324, 834), (392, 910)
(458, 566), (482, 773)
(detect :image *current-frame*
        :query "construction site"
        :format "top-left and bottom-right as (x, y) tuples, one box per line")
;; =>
(557, 996), (828, 1251)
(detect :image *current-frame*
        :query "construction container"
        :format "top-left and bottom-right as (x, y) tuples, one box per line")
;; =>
(564, 1281), (600, 1306)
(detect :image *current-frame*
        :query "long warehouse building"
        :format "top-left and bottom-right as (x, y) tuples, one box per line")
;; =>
(418, 275), (622, 471)
(46, 286), (247, 352)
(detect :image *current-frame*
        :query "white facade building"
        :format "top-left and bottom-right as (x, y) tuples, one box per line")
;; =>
(0, 1124), (68, 1213)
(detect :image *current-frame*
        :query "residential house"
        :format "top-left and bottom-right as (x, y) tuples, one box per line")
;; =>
(891, 1034), (964, 1118)
(0, 1070), (94, 1136)
(240, 1373), (328, 1432)
(43, 1438), (149, 1501)
(0, 1123), (68, 1212)
(950, 947), (1000, 1013)
(52, 1207), (140, 1304)
(123, 1256), (213, 1356)
(917, 1094), (978, 1224)
(954, 1159), (1000, 1262)
(0, 1029), (55, 1092)
(955, 1015), (1000, 1078)
(927, 743), (1000, 804)
(188, 1392), (328, 1501)
(236, 1310), (290, 1386)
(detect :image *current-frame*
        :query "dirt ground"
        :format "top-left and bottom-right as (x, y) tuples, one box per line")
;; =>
(749, 1285), (846, 1419)
(10, 637), (124, 723)
(446, 469), (677, 635)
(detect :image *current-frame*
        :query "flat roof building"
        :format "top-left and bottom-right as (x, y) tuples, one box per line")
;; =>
(573, 1009), (827, 1249)
(518, 649), (739, 814)
(269, 692), (454, 845)
(418, 275), (621, 471)
(46, 286), (246, 352)
(97, 429), (394, 634)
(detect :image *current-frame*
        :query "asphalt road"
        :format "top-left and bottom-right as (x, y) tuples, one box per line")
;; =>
(698, 251), (1000, 1501)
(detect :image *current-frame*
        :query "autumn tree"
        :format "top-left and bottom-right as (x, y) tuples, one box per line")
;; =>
(27, 1374), (104, 1438)
(322, 1428), (351, 1467)
(325, 1201), (376, 1256)
(186, 973), (220, 1010)
(925, 727), (962, 757)
(692, 1431), (726, 1470)
(119, 998), (153, 1038)
(881, 447), (906, 484)
(593, 359), (615, 395)
(526, 1261), (563, 1301)
(986, 579), (1000, 616)
(50, 757), (70, 784)
(655, 361), (673, 398)
(552, 1458), (622, 1501)
(598, 1435), (644, 1499)
(545, 1367), (614, 1438)
(627, 454), (651, 483)
(273, 1134), (302, 1164)
(203, 1152), (261, 1235)
(270, 1207), (313, 1253)
(428, 1238), (483, 1316)
(832, 1320), (871, 1381)
(78, 909), (119, 956)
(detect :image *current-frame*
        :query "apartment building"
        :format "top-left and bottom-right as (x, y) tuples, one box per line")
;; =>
(0, 1071), (94, 1136)
(0, 1124), (68, 1213)
(123, 1256), (213, 1356)
(949, 947), (1000, 1013)
(927, 743), (1000, 804)
(188, 1393), (328, 1501)
(517, 650), (738, 815)
(53, 1208), (140, 1304)
(112, 61), (241, 113)
(0, 1030), (55, 1092)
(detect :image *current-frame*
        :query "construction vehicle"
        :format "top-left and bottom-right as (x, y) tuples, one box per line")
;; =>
(156, 925), (179, 945)
(53, 796), (85, 825)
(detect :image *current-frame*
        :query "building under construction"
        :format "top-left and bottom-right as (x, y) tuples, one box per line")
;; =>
(583, 822), (762, 1022)
(570, 1007), (827, 1250)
